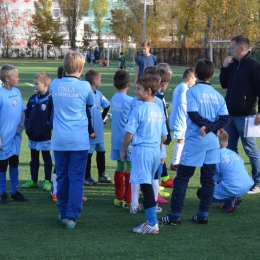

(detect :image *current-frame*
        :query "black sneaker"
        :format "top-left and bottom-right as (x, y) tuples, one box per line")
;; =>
(192, 214), (208, 224)
(248, 184), (260, 194)
(158, 214), (181, 226)
(0, 193), (8, 204)
(10, 191), (28, 202)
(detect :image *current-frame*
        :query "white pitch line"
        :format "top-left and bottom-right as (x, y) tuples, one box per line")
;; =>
(25, 83), (34, 87)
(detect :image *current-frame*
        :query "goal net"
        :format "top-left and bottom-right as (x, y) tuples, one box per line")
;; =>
(210, 40), (230, 67)
(43, 44), (58, 60)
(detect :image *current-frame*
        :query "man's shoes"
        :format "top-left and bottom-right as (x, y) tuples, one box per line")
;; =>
(192, 214), (208, 224)
(156, 195), (167, 204)
(10, 191), (28, 202)
(21, 179), (38, 188)
(170, 164), (179, 171)
(133, 222), (159, 234)
(158, 214), (181, 225)
(0, 193), (8, 203)
(98, 173), (114, 184)
(161, 178), (174, 188)
(84, 177), (97, 186)
(130, 204), (142, 214)
(43, 180), (52, 191)
(58, 215), (67, 224)
(248, 184), (260, 194)
(114, 198), (123, 206)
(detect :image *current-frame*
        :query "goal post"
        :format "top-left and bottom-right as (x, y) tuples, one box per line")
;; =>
(210, 40), (231, 62)
(43, 44), (58, 60)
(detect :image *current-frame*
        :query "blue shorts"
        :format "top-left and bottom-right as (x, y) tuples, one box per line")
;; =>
(89, 143), (105, 154)
(172, 130), (185, 140)
(110, 148), (132, 161)
(28, 140), (51, 151)
(130, 146), (161, 184)
(180, 148), (220, 167)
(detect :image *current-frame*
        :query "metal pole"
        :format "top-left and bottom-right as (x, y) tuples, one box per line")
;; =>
(142, 0), (146, 42)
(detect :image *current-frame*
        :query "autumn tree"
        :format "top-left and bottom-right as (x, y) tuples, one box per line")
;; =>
(58, 0), (90, 49)
(32, 0), (63, 46)
(90, 0), (108, 48)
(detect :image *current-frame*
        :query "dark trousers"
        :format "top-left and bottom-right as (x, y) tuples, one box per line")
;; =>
(30, 149), (52, 182)
(171, 164), (216, 215)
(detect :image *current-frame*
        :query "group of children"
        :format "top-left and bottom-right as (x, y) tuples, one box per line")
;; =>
(0, 50), (255, 233)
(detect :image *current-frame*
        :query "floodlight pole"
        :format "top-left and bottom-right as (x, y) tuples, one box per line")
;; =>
(142, 0), (146, 42)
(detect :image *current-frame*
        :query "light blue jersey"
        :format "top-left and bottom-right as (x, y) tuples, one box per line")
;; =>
(184, 82), (228, 152)
(214, 148), (254, 199)
(89, 89), (110, 144)
(0, 87), (26, 159)
(110, 92), (133, 150)
(128, 96), (164, 119)
(125, 102), (167, 147)
(170, 82), (188, 138)
(50, 77), (94, 151)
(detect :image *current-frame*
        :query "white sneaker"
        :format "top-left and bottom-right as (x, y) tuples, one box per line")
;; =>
(130, 204), (142, 214)
(156, 206), (162, 213)
(133, 222), (159, 234)
(248, 184), (260, 194)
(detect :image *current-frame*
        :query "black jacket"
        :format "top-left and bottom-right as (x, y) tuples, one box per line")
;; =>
(219, 51), (260, 116)
(25, 92), (52, 141)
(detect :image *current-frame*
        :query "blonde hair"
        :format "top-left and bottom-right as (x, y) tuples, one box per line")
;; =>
(34, 72), (51, 86)
(157, 63), (172, 76)
(0, 64), (18, 82)
(219, 130), (228, 148)
(63, 50), (85, 74)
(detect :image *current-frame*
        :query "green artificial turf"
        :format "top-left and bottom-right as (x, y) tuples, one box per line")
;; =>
(0, 59), (259, 260)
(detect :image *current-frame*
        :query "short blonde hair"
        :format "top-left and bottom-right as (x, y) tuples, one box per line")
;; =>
(219, 130), (228, 148)
(157, 63), (173, 76)
(0, 64), (18, 82)
(34, 72), (51, 86)
(63, 50), (85, 74)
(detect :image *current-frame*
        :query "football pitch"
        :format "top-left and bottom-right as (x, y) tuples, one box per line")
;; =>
(0, 58), (259, 260)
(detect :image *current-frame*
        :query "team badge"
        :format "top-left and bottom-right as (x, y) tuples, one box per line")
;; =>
(41, 104), (46, 110)
(12, 99), (18, 106)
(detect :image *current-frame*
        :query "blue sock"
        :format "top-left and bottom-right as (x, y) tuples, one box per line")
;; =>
(144, 206), (157, 226)
(158, 163), (163, 182)
(198, 211), (208, 217)
(171, 212), (181, 217)
(9, 167), (18, 194)
(0, 172), (6, 194)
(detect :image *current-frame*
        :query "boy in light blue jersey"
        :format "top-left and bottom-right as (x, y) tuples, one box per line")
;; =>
(110, 70), (133, 208)
(128, 69), (167, 212)
(84, 70), (112, 185)
(159, 59), (230, 225)
(121, 74), (168, 234)
(0, 64), (28, 203)
(197, 130), (254, 212)
(50, 51), (94, 229)
(169, 68), (196, 171)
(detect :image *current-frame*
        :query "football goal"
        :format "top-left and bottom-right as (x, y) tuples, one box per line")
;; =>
(209, 40), (230, 62)
(43, 44), (58, 60)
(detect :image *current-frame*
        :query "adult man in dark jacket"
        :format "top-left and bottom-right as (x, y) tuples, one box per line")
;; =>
(220, 35), (260, 194)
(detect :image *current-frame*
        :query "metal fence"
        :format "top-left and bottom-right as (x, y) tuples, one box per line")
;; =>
(1, 46), (260, 68)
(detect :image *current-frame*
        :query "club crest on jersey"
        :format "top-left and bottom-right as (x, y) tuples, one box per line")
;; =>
(41, 104), (46, 110)
(12, 99), (18, 106)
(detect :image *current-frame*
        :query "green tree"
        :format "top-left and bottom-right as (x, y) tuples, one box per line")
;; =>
(32, 0), (63, 46)
(59, 0), (90, 49)
(90, 0), (108, 48)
